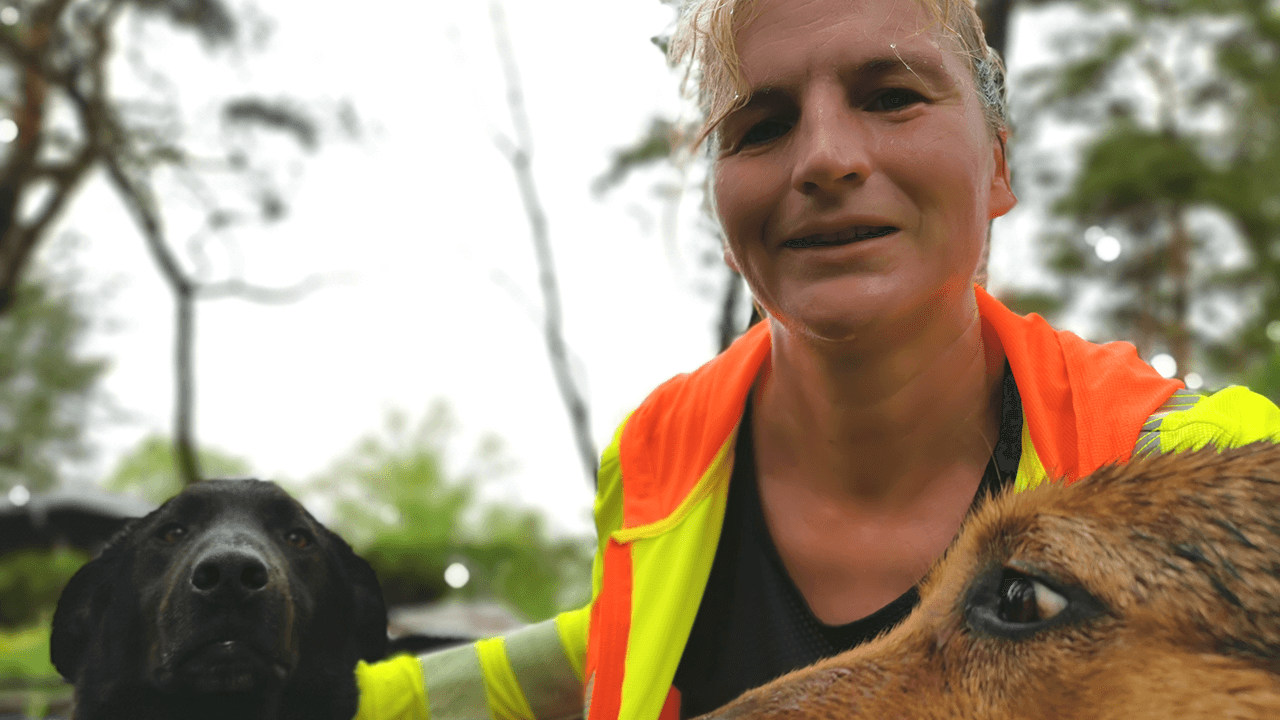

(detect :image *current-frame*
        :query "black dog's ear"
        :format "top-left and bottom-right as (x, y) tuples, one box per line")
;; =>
(50, 552), (117, 680)
(327, 529), (388, 661)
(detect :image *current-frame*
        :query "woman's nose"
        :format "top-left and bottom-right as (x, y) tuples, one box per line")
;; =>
(791, 98), (872, 196)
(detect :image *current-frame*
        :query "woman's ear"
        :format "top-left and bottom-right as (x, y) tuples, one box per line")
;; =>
(988, 130), (1016, 219)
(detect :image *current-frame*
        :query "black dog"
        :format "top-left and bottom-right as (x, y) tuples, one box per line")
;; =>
(51, 479), (387, 720)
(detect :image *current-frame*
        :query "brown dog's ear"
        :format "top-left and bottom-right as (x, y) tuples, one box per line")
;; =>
(50, 552), (117, 680)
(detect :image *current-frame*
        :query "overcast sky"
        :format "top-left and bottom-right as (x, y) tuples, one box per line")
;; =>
(40, 0), (1068, 537)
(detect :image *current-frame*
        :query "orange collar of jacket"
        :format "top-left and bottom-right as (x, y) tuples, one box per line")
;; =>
(618, 286), (1182, 531)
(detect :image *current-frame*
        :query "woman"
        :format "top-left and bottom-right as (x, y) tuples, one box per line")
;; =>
(354, 0), (1280, 718)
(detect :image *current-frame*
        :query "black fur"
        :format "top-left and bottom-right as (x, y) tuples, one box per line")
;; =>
(51, 479), (387, 720)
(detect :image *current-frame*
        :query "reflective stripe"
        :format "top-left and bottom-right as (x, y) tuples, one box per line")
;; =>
(420, 642), (491, 720)
(502, 620), (583, 720)
(594, 418), (629, 599)
(612, 428), (736, 544)
(354, 656), (430, 720)
(1014, 407), (1050, 493)
(1134, 388), (1203, 455)
(1157, 385), (1280, 452)
(554, 608), (589, 682)
(620, 475), (728, 720)
(476, 637), (536, 720)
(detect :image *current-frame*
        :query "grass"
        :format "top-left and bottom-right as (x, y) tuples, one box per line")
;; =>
(0, 619), (71, 718)
(0, 619), (58, 680)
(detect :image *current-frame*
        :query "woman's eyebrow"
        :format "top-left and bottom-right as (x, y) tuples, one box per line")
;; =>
(853, 53), (956, 88)
(738, 51), (958, 109)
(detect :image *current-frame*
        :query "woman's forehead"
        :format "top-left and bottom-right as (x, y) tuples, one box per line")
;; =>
(734, 0), (966, 91)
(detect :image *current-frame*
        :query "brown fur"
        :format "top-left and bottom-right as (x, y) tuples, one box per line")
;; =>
(699, 443), (1280, 719)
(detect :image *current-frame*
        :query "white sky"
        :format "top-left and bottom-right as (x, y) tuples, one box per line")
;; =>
(40, 1), (1068, 537)
(44, 0), (723, 537)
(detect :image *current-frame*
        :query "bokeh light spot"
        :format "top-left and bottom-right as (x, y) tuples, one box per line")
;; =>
(1150, 353), (1177, 379)
(444, 562), (470, 589)
(1095, 235), (1121, 262)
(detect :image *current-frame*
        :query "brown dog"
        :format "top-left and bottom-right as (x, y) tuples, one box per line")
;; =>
(699, 443), (1280, 720)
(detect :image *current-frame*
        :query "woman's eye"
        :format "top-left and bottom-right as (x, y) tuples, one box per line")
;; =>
(868, 88), (925, 112)
(739, 118), (793, 147)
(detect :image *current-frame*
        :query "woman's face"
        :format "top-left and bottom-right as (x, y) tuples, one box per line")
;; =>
(714, 0), (1016, 344)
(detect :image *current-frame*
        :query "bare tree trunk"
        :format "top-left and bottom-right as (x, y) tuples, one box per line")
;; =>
(1168, 203), (1192, 376)
(978, 0), (1015, 61)
(174, 286), (201, 484)
(490, 0), (598, 486)
(0, 0), (103, 315)
(105, 156), (204, 486)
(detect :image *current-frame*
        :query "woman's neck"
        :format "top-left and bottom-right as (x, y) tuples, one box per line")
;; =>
(753, 293), (1006, 509)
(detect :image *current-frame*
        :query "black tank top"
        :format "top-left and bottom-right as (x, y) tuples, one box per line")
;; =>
(672, 365), (1023, 718)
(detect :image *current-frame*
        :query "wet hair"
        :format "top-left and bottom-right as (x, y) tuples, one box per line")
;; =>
(668, 0), (1008, 149)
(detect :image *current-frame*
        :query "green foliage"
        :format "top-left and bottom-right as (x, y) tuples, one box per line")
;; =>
(994, 289), (1066, 319)
(105, 435), (252, 504)
(0, 617), (71, 718)
(1027, 30), (1138, 106)
(0, 618), (58, 680)
(132, 0), (237, 46)
(1246, 347), (1280, 405)
(314, 402), (592, 622)
(1021, 0), (1280, 384)
(459, 506), (592, 621)
(0, 547), (88, 628)
(592, 118), (676, 196)
(1057, 126), (1214, 219)
(0, 281), (109, 493)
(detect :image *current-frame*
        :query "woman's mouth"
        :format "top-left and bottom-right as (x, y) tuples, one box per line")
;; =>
(784, 226), (898, 248)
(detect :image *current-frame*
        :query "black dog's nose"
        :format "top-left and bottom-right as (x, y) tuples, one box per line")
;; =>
(190, 549), (271, 600)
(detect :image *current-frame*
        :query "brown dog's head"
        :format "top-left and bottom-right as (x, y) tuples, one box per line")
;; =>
(51, 479), (387, 720)
(701, 443), (1280, 720)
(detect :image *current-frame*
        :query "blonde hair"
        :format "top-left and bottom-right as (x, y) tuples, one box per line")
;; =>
(668, 0), (1008, 148)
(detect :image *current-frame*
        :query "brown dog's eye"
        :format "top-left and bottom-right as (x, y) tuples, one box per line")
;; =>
(285, 529), (312, 549)
(998, 576), (1066, 623)
(966, 565), (1102, 640)
(156, 524), (187, 544)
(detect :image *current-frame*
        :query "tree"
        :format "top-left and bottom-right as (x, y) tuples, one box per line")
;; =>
(311, 402), (592, 622)
(0, 0), (352, 487)
(104, 433), (251, 504)
(488, 0), (598, 485)
(0, 277), (107, 493)
(1210, 0), (1280, 381)
(1015, 0), (1280, 386)
(595, 4), (755, 353)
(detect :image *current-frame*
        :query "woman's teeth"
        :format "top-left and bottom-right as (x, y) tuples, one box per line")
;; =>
(785, 226), (897, 248)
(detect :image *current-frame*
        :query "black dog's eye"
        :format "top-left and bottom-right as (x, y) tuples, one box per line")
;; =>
(285, 529), (312, 549)
(156, 523), (187, 544)
(965, 566), (1104, 640)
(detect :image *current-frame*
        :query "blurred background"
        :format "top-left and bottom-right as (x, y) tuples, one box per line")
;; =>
(0, 0), (1278, 716)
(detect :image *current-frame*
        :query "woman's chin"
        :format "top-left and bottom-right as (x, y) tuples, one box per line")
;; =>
(767, 282), (974, 348)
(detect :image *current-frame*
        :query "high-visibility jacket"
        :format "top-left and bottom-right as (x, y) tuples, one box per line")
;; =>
(353, 286), (1280, 720)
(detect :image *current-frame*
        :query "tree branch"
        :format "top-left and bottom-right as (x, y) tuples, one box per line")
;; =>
(490, 0), (598, 486)
(104, 153), (202, 486)
(198, 273), (348, 303)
